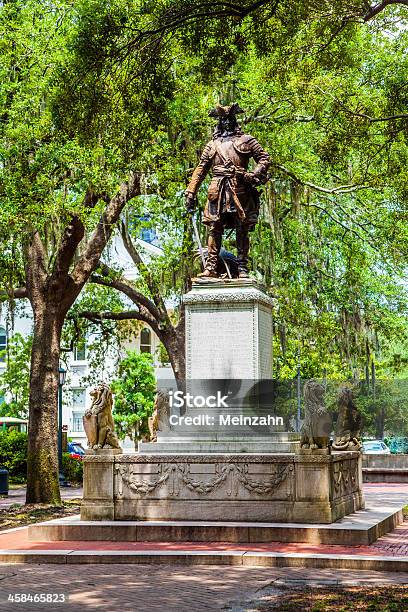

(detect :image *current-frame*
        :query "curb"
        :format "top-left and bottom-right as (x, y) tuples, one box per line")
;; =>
(0, 549), (407, 571)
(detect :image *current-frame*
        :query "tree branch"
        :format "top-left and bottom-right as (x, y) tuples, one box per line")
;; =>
(0, 287), (28, 302)
(75, 308), (157, 328)
(119, 220), (170, 321)
(71, 172), (141, 287)
(52, 214), (85, 278)
(314, 85), (408, 123)
(24, 230), (47, 299)
(303, 202), (380, 251)
(274, 163), (368, 195)
(364, 0), (408, 21)
(90, 271), (165, 325)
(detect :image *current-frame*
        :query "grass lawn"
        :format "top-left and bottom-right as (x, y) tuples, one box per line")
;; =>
(0, 499), (81, 531)
(251, 585), (408, 611)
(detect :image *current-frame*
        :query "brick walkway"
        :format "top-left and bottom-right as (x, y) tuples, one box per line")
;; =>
(0, 483), (405, 609)
(370, 523), (408, 557)
(0, 564), (406, 612)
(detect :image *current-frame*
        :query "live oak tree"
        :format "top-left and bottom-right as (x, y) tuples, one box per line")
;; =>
(0, 1), (144, 503)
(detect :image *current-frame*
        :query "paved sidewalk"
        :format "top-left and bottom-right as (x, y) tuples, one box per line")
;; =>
(0, 487), (82, 509)
(0, 564), (406, 612)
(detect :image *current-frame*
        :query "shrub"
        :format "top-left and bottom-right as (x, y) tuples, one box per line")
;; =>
(0, 430), (27, 481)
(62, 453), (83, 483)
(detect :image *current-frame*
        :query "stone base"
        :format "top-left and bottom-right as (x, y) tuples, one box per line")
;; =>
(184, 279), (274, 379)
(299, 448), (330, 455)
(363, 469), (408, 483)
(81, 452), (364, 524)
(30, 499), (403, 545)
(85, 448), (123, 456)
(362, 454), (408, 483)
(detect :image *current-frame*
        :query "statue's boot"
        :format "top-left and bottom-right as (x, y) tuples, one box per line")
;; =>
(197, 269), (218, 278)
(236, 225), (250, 278)
(198, 225), (222, 277)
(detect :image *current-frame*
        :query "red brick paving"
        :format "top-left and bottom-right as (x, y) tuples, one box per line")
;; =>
(0, 564), (405, 612)
(0, 522), (407, 557)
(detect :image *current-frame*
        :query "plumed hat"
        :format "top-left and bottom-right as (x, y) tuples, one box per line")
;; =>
(208, 103), (244, 118)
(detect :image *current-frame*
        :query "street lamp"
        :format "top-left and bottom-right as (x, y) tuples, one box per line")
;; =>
(58, 366), (68, 487)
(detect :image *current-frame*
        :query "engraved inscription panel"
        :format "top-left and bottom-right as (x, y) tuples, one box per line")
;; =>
(187, 304), (255, 379)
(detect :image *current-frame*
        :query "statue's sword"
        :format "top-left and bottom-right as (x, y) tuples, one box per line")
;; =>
(191, 213), (207, 269)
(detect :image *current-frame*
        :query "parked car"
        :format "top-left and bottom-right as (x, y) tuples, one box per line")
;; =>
(67, 442), (85, 460)
(362, 440), (391, 455)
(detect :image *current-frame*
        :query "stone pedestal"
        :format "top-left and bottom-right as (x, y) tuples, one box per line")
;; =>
(81, 452), (364, 523)
(82, 278), (365, 523)
(184, 279), (273, 379)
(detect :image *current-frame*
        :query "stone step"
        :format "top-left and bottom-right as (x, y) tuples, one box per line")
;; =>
(28, 503), (403, 546)
(0, 549), (407, 571)
(363, 468), (408, 483)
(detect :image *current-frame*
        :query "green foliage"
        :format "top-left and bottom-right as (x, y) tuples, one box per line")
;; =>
(156, 342), (170, 366)
(0, 334), (31, 418)
(1, 0), (408, 389)
(62, 284), (142, 386)
(62, 453), (83, 483)
(61, 1), (408, 381)
(111, 351), (156, 445)
(0, 430), (27, 481)
(385, 436), (408, 454)
(356, 380), (408, 438)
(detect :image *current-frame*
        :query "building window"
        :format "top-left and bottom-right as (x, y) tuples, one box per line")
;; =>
(72, 388), (86, 409)
(0, 328), (6, 363)
(140, 227), (157, 244)
(140, 328), (151, 353)
(72, 411), (84, 432)
(74, 343), (86, 361)
(135, 215), (158, 245)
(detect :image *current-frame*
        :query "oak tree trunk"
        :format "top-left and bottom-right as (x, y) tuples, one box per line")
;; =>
(161, 326), (185, 385)
(26, 303), (64, 504)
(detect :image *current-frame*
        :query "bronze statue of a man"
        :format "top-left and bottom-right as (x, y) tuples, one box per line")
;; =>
(185, 103), (270, 278)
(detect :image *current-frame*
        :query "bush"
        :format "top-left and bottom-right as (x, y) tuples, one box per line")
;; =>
(0, 430), (27, 481)
(62, 453), (83, 484)
(385, 436), (408, 454)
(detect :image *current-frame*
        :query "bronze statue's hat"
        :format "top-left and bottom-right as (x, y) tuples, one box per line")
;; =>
(208, 102), (244, 118)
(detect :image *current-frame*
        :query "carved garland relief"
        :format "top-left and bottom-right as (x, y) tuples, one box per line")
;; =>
(333, 460), (358, 498)
(115, 462), (294, 499)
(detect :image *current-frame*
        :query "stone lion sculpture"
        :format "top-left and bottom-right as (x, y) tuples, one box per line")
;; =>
(148, 389), (171, 442)
(332, 385), (362, 451)
(300, 380), (331, 452)
(83, 383), (121, 450)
